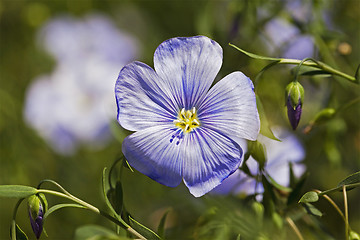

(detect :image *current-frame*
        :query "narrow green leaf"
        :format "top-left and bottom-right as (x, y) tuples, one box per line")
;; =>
(299, 191), (319, 203)
(102, 168), (122, 221)
(10, 224), (28, 240)
(74, 224), (127, 240)
(303, 203), (322, 217)
(265, 173), (292, 193)
(129, 216), (161, 240)
(287, 170), (308, 206)
(157, 210), (170, 239)
(337, 171), (360, 189)
(256, 95), (280, 141)
(0, 185), (38, 198)
(229, 43), (281, 61)
(355, 64), (360, 84)
(44, 203), (86, 219)
(108, 181), (123, 215)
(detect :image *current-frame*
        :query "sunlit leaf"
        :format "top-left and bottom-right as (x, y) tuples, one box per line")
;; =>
(0, 185), (38, 198)
(299, 191), (319, 203)
(74, 224), (128, 240)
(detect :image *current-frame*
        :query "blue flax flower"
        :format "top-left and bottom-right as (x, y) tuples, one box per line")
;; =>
(115, 36), (260, 197)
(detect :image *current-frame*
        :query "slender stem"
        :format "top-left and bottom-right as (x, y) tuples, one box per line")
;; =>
(11, 198), (24, 240)
(37, 179), (71, 195)
(343, 185), (349, 240)
(286, 217), (304, 240)
(229, 43), (357, 83)
(294, 58), (316, 82)
(36, 189), (146, 240)
(314, 190), (345, 221)
(317, 182), (360, 197)
(279, 59), (356, 82)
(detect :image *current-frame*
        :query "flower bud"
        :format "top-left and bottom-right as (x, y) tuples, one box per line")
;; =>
(27, 194), (46, 239)
(285, 82), (304, 130)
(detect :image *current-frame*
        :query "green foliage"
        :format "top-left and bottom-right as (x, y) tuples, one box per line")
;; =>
(0, 185), (38, 198)
(74, 225), (129, 240)
(337, 171), (360, 189)
(299, 191), (319, 203)
(10, 224), (28, 240)
(44, 203), (86, 220)
(247, 140), (266, 170)
(157, 210), (170, 239)
(1, 0), (359, 239)
(255, 95), (280, 141)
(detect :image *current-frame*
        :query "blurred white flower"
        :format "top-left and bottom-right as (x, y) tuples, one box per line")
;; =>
(24, 14), (138, 155)
(212, 127), (306, 196)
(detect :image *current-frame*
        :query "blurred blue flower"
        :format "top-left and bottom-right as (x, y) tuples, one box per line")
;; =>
(212, 127), (306, 197)
(24, 14), (138, 155)
(115, 36), (260, 197)
(263, 18), (315, 60)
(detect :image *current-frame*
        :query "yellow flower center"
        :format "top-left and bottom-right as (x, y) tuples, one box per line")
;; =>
(174, 107), (200, 134)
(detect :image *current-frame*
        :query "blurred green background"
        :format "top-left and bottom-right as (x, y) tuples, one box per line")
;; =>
(1, 0), (359, 239)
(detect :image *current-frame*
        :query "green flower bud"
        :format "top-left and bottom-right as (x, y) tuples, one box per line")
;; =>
(27, 194), (47, 239)
(285, 82), (304, 130)
(285, 82), (304, 109)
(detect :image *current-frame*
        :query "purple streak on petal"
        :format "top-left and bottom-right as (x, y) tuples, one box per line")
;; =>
(198, 71), (260, 144)
(287, 97), (302, 130)
(115, 61), (178, 132)
(153, 36), (222, 110)
(182, 127), (243, 197)
(122, 125), (183, 187)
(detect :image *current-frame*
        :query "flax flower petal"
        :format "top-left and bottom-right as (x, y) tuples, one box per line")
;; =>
(182, 127), (243, 197)
(122, 125), (183, 187)
(198, 71), (260, 144)
(115, 61), (178, 131)
(153, 36), (223, 109)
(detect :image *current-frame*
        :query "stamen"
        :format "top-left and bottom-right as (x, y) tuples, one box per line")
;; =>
(172, 107), (201, 141)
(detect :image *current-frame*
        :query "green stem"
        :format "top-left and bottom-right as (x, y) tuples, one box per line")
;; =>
(229, 44), (357, 83)
(343, 185), (349, 240)
(11, 198), (24, 240)
(36, 189), (146, 240)
(314, 190), (346, 222)
(317, 182), (360, 197)
(286, 217), (304, 240)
